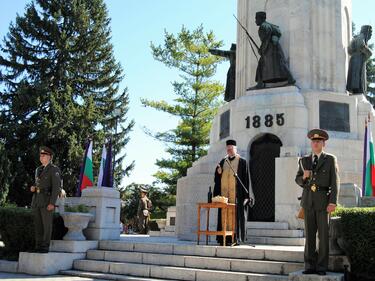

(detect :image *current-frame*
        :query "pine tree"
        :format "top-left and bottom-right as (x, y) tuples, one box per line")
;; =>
(0, 0), (134, 205)
(141, 25), (224, 194)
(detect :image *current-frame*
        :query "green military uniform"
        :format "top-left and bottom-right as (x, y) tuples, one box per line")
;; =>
(137, 187), (152, 234)
(31, 147), (61, 252)
(295, 130), (339, 273)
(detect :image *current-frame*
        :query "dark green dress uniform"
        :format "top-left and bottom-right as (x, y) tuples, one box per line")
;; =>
(31, 161), (61, 252)
(295, 130), (339, 273)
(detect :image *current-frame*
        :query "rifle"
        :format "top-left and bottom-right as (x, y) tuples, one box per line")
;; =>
(233, 14), (259, 61)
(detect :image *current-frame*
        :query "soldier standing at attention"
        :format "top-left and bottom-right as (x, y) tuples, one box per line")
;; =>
(30, 146), (61, 253)
(295, 129), (339, 276)
(137, 187), (152, 234)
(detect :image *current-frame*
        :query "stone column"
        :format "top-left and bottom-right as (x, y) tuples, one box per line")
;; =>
(81, 187), (121, 240)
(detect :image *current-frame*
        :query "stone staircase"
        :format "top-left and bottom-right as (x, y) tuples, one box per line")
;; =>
(246, 222), (305, 246)
(61, 240), (306, 281)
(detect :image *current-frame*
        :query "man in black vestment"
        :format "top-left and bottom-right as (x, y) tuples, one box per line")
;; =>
(213, 139), (255, 246)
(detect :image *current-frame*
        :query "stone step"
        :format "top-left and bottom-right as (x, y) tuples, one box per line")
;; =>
(18, 251), (86, 275)
(289, 270), (344, 281)
(86, 249), (304, 275)
(99, 241), (305, 262)
(73, 259), (288, 281)
(246, 237), (305, 246)
(246, 222), (289, 230)
(246, 229), (304, 238)
(61, 269), (175, 281)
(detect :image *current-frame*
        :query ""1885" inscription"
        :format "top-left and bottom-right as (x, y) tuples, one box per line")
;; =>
(245, 113), (285, 129)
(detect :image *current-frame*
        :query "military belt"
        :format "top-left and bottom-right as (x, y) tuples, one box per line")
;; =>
(35, 187), (50, 194)
(309, 184), (329, 192)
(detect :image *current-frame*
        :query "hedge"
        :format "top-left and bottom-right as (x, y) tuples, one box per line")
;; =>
(333, 207), (375, 280)
(0, 206), (67, 260)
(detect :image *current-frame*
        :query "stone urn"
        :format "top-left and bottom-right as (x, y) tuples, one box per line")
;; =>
(61, 212), (93, 241)
(155, 219), (167, 231)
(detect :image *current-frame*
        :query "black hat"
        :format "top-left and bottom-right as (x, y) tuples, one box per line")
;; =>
(256, 11), (266, 19)
(39, 146), (54, 155)
(226, 139), (237, 146)
(307, 129), (329, 141)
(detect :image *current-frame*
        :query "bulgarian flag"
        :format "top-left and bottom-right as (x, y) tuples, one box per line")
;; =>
(362, 116), (375, 197)
(77, 140), (94, 195)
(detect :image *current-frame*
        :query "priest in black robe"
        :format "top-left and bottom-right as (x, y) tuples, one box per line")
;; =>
(213, 139), (255, 245)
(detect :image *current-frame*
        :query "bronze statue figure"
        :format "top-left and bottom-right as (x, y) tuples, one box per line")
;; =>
(209, 44), (236, 102)
(249, 12), (295, 90)
(346, 25), (373, 95)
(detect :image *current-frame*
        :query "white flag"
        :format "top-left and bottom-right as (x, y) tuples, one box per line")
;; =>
(97, 143), (107, 187)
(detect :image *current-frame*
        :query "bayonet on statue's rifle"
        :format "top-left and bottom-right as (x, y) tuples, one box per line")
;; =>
(233, 14), (259, 61)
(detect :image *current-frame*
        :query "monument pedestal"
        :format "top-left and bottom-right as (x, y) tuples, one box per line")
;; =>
(177, 85), (374, 240)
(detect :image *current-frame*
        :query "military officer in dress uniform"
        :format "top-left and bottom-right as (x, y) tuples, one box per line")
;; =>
(295, 129), (339, 276)
(30, 146), (61, 253)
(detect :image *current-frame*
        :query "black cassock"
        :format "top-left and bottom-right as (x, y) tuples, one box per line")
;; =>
(213, 157), (252, 244)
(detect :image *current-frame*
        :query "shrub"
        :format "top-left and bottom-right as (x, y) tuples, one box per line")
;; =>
(333, 207), (375, 280)
(65, 204), (90, 213)
(0, 206), (67, 260)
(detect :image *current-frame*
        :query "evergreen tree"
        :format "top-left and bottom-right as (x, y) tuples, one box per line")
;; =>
(141, 25), (224, 194)
(0, 0), (134, 205)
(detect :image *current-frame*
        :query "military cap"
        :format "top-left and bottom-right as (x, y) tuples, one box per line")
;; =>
(139, 186), (149, 193)
(307, 129), (329, 141)
(39, 146), (54, 155)
(255, 11), (266, 19)
(226, 139), (237, 146)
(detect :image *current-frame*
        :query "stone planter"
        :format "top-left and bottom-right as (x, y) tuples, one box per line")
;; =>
(155, 219), (167, 231)
(61, 212), (93, 241)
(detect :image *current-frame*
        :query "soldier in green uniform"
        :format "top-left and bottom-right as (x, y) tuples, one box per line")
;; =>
(295, 129), (339, 276)
(137, 187), (152, 234)
(30, 146), (61, 253)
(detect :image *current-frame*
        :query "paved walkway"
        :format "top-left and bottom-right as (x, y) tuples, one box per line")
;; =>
(0, 272), (104, 280)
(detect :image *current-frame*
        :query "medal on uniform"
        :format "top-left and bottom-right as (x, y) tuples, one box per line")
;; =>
(311, 184), (317, 192)
(36, 187), (40, 193)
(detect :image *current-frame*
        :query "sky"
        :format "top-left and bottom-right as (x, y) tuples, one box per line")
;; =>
(0, 0), (374, 189)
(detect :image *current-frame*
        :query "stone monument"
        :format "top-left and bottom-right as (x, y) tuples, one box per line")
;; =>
(176, 0), (374, 241)
(209, 44), (236, 102)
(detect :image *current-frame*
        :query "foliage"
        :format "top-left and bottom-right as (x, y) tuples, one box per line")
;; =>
(0, 0), (134, 205)
(141, 25), (224, 194)
(333, 207), (375, 279)
(0, 206), (67, 260)
(119, 183), (175, 228)
(65, 204), (90, 213)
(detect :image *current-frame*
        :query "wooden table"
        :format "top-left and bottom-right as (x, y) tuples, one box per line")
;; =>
(197, 202), (235, 246)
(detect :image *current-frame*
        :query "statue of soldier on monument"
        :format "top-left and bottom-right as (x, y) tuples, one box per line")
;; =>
(346, 25), (373, 95)
(247, 11), (295, 90)
(209, 44), (236, 102)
